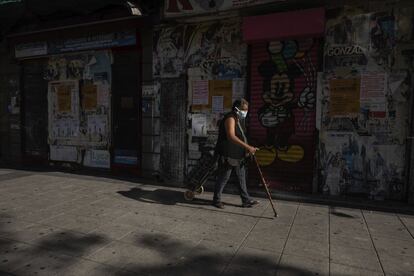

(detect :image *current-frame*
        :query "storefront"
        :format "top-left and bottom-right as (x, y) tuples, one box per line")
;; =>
(11, 21), (144, 174)
(243, 8), (325, 193)
(153, 18), (248, 182)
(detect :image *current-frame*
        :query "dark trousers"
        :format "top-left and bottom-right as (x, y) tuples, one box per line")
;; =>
(213, 161), (251, 204)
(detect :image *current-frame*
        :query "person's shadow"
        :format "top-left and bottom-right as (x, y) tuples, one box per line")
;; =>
(117, 187), (239, 207)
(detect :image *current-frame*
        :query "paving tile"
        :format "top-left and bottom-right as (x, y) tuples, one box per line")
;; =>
(373, 236), (414, 257)
(330, 232), (374, 250)
(0, 219), (34, 237)
(31, 230), (111, 257)
(367, 222), (413, 241)
(89, 222), (136, 241)
(229, 245), (279, 272)
(59, 259), (124, 276)
(251, 220), (292, 240)
(11, 249), (77, 276)
(378, 250), (414, 276)
(0, 239), (37, 273)
(6, 223), (62, 244)
(243, 234), (286, 253)
(330, 262), (383, 276)
(114, 212), (181, 233)
(284, 238), (328, 259)
(40, 213), (107, 234)
(399, 215), (414, 235)
(169, 239), (237, 276)
(289, 223), (328, 243)
(277, 254), (328, 276)
(330, 245), (382, 272)
(168, 220), (217, 241)
(85, 240), (149, 268)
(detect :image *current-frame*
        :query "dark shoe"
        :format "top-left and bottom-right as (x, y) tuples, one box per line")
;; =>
(213, 202), (224, 209)
(242, 200), (259, 208)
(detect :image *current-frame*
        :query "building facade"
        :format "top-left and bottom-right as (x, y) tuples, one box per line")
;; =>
(1, 0), (413, 203)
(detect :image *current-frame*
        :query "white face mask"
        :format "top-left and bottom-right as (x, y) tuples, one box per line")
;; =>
(235, 107), (248, 119)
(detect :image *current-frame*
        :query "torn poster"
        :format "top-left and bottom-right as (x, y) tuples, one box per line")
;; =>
(192, 80), (209, 105)
(97, 82), (110, 107)
(192, 113), (207, 137)
(50, 145), (78, 162)
(329, 78), (360, 117)
(81, 83), (98, 111)
(87, 115), (108, 138)
(83, 149), (110, 168)
(360, 72), (387, 102)
(212, 95), (224, 114)
(232, 78), (245, 100)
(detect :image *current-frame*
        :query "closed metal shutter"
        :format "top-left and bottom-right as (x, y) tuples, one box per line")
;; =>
(249, 38), (320, 193)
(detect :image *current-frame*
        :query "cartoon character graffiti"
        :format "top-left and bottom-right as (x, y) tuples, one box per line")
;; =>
(256, 39), (316, 164)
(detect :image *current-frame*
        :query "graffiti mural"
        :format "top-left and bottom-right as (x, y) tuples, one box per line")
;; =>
(185, 20), (245, 79)
(256, 39), (317, 164)
(153, 19), (246, 79)
(153, 25), (186, 78)
(248, 38), (320, 193)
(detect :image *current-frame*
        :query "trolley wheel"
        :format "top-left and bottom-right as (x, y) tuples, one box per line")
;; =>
(195, 185), (204, 194)
(184, 190), (195, 201)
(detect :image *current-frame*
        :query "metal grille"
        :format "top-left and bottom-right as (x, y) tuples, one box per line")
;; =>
(22, 60), (49, 159)
(160, 78), (187, 182)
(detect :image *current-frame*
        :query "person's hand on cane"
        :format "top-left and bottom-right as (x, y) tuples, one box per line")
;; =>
(247, 145), (259, 156)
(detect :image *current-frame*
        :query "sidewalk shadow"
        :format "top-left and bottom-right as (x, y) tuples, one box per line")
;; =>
(117, 187), (240, 207)
(0, 215), (108, 274)
(113, 232), (321, 276)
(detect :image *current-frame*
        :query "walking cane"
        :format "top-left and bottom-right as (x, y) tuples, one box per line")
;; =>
(253, 154), (278, 218)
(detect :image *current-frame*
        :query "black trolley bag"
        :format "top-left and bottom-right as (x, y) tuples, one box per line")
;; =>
(183, 149), (218, 201)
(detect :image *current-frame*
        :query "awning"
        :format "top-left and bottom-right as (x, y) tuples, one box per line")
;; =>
(242, 8), (325, 42)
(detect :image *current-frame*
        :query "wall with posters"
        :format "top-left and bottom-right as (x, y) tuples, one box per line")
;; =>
(320, 5), (414, 201)
(153, 18), (247, 179)
(45, 51), (112, 168)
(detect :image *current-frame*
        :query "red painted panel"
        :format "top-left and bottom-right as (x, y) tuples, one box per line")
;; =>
(248, 39), (320, 193)
(243, 8), (325, 42)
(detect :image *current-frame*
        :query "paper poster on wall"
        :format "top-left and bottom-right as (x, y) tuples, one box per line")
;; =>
(142, 84), (155, 97)
(361, 102), (387, 118)
(329, 78), (360, 117)
(84, 149), (110, 168)
(212, 96), (224, 113)
(50, 145), (78, 162)
(57, 85), (72, 112)
(192, 80), (209, 105)
(232, 78), (245, 100)
(87, 115), (108, 138)
(192, 113), (207, 137)
(51, 119), (79, 139)
(97, 82), (110, 107)
(360, 72), (387, 102)
(209, 80), (232, 110)
(49, 80), (79, 118)
(81, 83), (97, 110)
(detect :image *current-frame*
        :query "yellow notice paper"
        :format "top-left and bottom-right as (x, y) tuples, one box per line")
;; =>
(329, 78), (360, 117)
(57, 85), (71, 113)
(82, 84), (98, 111)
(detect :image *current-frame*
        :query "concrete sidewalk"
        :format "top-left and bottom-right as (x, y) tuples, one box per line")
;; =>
(0, 169), (413, 276)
